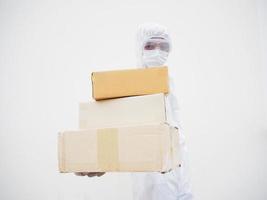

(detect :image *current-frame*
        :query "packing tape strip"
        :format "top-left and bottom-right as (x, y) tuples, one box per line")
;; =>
(97, 128), (119, 171)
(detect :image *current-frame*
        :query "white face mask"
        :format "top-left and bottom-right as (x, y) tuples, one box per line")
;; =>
(142, 49), (169, 67)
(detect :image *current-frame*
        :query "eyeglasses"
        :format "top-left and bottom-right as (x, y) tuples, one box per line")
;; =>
(143, 39), (170, 52)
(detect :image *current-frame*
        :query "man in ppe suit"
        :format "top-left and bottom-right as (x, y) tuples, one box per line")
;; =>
(76, 23), (193, 200)
(131, 23), (193, 200)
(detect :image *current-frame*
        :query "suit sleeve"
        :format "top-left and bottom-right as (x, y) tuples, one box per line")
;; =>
(167, 77), (194, 200)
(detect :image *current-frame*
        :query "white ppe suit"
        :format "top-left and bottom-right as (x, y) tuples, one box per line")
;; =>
(131, 23), (193, 200)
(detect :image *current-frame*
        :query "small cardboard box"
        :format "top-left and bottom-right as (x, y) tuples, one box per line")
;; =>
(91, 66), (169, 100)
(79, 93), (166, 129)
(58, 123), (180, 172)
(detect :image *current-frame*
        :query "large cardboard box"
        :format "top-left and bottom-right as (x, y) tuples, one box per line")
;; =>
(58, 93), (181, 173)
(91, 66), (169, 100)
(79, 93), (166, 129)
(58, 123), (180, 172)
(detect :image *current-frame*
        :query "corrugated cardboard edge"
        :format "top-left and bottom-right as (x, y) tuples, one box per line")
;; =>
(163, 95), (167, 122)
(58, 132), (65, 173)
(159, 123), (181, 172)
(91, 72), (95, 100)
(171, 127), (181, 168)
(167, 124), (174, 172)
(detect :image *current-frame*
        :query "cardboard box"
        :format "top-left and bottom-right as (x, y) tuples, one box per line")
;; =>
(91, 66), (169, 100)
(58, 123), (180, 172)
(79, 93), (166, 129)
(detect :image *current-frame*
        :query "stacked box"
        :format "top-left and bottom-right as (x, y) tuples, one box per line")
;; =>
(91, 66), (169, 100)
(58, 66), (181, 173)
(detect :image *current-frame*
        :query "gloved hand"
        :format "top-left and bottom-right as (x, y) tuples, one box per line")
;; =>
(74, 172), (105, 177)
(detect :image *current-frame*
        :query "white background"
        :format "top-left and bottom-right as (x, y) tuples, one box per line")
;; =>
(1, 0), (267, 200)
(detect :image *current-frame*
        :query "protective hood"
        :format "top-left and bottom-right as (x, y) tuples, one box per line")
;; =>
(136, 23), (171, 67)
